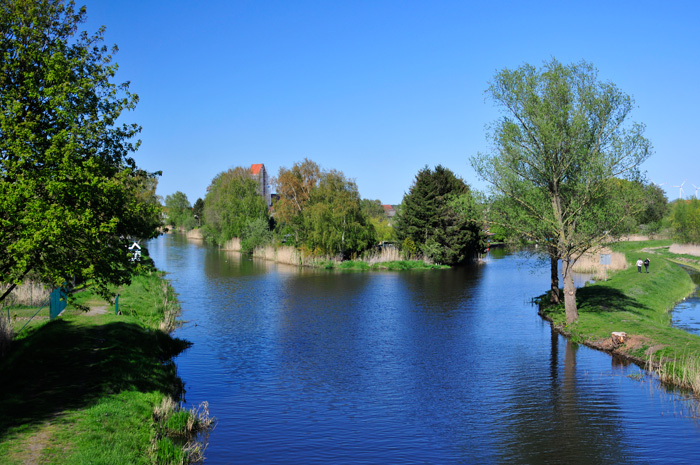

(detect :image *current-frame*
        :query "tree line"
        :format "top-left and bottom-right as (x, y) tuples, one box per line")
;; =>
(3, 0), (698, 325)
(167, 159), (488, 266)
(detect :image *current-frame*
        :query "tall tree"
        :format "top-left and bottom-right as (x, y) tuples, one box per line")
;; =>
(202, 166), (269, 245)
(472, 59), (651, 323)
(0, 0), (161, 302)
(395, 165), (486, 265)
(273, 159), (376, 257)
(164, 191), (193, 229)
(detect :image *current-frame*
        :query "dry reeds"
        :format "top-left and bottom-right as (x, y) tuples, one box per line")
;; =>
(0, 312), (12, 357)
(221, 237), (241, 251)
(185, 229), (203, 241)
(0, 282), (50, 307)
(158, 280), (179, 333)
(571, 249), (627, 280)
(648, 351), (700, 395)
(669, 243), (700, 257)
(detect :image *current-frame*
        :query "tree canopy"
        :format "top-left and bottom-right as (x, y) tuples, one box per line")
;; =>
(202, 166), (269, 246)
(165, 191), (194, 230)
(394, 165), (486, 265)
(273, 159), (376, 258)
(0, 0), (161, 301)
(472, 58), (651, 323)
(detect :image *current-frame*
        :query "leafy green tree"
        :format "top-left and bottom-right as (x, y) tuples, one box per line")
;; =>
(395, 165), (486, 265)
(637, 183), (668, 233)
(0, 0), (161, 302)
(669, 199), (700, 244)
(471, 59), (651, 323)
(361, 199), (394, 242)
(202, 167), (269, 245)
(304, 170), (376, 257)
(273, 160), (376, 257)
(164, 191), (194, 230)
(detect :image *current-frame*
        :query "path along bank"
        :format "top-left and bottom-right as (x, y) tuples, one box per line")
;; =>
(0, 258), (212, 465)
(539, 239), (700, 394)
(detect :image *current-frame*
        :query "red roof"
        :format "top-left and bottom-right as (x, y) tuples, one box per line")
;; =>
(250, 163), (263, 175)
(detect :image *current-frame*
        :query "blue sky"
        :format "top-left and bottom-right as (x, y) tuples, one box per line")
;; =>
(80, 0), (700, 205)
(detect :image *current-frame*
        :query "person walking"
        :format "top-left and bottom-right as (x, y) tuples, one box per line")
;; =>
(644, 258), (650, 273)
(636, 258), (643, 273)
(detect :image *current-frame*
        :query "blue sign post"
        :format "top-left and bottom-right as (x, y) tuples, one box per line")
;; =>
(49, 288), (67, 320)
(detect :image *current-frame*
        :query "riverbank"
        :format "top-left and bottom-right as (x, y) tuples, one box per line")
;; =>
(0, 263), (212, 464)
(539, 239), (700, 394)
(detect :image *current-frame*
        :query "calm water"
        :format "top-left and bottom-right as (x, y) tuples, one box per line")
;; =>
(149, 234), (700, 464)
(671, 268), (700, 336)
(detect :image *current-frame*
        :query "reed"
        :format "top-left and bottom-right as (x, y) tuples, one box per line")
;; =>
(571, 249), (627, 279)
(362, 247), (402, 265)
(185, 228), (203, 241)
(669, 243), (700, 257)
(0, 313), (12, 357)
(221, 237), (242, 251)
(0, 281), (50, 307)
(152, 396), (215, 464)
(648, 351), (700, 395)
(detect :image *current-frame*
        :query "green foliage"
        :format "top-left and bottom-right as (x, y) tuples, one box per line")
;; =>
(0, 0), (162, 302)
(241, 216), (273, 253)
(274, 160), (376, 258)
(192, 197), (204, 225)
(669, 198), (700, 243)
(164, 191), (193, 229)
(472, 58), (652, 322)
(202, 166), (270, 245)
(394, 165), (486, 265)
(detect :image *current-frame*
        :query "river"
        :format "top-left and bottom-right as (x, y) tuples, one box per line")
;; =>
(149, 233), (700, 464)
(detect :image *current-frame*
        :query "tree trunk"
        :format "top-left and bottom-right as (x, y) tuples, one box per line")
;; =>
(562, 258), (578, 323)
(550, 253), (560, 304)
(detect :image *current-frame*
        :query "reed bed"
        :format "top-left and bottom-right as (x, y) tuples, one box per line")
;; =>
(221, 237), (242, 251)
(0, 281), (51, 307)
(185, 228), (203, 241)
(648, 351), (700, 395)
(571, 249), (628, 280)
(669, 243), (700, 257)
(0, 313), (12, 357)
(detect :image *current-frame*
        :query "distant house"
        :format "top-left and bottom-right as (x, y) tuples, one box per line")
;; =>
(382, 205), (396, 219)
(250, 163), (272, 206)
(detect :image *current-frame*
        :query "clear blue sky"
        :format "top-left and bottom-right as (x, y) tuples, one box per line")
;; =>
(80, 0), (700, 205)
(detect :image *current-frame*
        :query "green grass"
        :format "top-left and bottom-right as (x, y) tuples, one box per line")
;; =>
(0, 268), (203, 464)
(539, 239), (700, 392)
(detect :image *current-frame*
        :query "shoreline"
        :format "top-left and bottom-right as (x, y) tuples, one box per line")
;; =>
(537, 239), (700, 394)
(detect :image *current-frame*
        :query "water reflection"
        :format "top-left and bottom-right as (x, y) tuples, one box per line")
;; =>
(147, 234), (700, 464)
(671, 267), (700, 335)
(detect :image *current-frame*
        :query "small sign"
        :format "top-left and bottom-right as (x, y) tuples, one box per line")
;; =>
(600, 254), (611, 265)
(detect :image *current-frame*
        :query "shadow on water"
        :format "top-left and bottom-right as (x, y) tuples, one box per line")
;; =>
(0, 318), (189, 438)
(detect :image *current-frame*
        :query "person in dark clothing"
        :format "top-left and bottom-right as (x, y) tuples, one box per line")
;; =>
(644, 258), (650, 273)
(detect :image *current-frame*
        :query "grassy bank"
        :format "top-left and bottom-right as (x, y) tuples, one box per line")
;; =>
(0, 266), (212, 464)
(539, 239), (700, 393)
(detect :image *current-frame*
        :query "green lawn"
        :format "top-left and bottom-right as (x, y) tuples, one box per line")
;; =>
(0, 268), (208, 464)
(540, 239), (700, 391)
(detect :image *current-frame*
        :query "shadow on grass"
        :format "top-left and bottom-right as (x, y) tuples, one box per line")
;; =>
(0, 318), (190, 438)
(540, 286), (651, 318)
(576, 286), (651, 315)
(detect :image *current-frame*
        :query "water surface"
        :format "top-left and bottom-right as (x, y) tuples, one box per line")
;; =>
(149, 234), (700, 464)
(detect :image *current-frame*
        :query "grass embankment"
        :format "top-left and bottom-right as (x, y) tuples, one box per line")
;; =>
(0, 266), (212, 464)
(540, 239), (700, 393)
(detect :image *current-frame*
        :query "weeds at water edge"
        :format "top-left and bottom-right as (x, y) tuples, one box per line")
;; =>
(152, 397), (216, 464)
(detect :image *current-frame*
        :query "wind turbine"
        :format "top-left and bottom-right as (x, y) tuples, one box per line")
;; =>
(672, 179), (687, 199)
(692, 183), (699, 199)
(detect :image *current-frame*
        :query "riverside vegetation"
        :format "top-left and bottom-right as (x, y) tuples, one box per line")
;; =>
(0, 258), (213, 465)
(539, 239), (700, 395)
